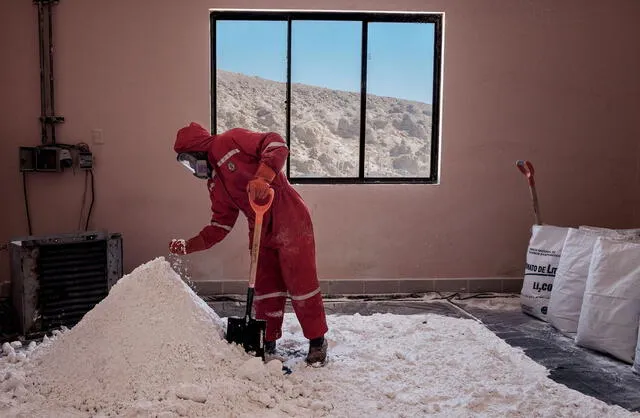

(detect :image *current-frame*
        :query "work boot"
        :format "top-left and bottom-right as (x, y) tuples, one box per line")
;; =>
(305, 337), (328, 366)
(264, 340), (287, 363)
(265, 340), (276, 355)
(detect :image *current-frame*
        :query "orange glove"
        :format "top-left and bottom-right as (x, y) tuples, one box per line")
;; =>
(247, 163), (276, 201)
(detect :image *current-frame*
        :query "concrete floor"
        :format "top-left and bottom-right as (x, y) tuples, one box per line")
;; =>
(208, 295), (640, 413)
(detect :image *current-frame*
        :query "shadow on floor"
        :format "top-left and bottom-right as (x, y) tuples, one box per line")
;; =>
(207, 295), (640, 413)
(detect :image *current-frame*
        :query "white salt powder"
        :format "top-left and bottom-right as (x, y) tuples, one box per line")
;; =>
(1, 257), (315, 417)
(0, 258), (638, 417)
(452, 295), (522, 311)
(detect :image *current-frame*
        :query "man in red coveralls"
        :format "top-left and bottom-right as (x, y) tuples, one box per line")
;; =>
(168, 122), (328, 365)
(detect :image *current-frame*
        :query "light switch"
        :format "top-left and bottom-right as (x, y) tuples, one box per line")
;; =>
(91, 129), (104, 145)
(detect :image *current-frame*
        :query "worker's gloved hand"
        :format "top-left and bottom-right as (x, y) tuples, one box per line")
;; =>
(169, 236), (207, 255)
(247, 163), (276, 202)
(169, 239), (187, 255)
(247, 177), (271, 201)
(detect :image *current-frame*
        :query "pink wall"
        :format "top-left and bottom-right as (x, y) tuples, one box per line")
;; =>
(636, 140), (640, 227)
(1, 0), (639, 285)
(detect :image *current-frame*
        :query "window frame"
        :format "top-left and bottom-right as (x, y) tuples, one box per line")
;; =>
(210, 10), (443, 184)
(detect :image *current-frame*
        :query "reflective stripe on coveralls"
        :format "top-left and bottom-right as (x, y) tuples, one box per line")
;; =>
(265, 142), (288, 150)
(217, 149), (240, 166)
(253, 287), (321, 301)
(210, 222), (233, 231)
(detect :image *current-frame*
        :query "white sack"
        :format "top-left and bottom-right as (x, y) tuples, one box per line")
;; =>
(547, 228), (602, 336)
(634, 320), (640, 374)
(579, 225), (640, 238)
(575, 238), (640, 364)
(547, 228), (637, 336)
(520, 225), (569, 321)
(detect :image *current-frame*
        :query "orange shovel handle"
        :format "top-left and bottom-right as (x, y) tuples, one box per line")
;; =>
(249, 188), (275, 226)
(248, 188), (274, 288)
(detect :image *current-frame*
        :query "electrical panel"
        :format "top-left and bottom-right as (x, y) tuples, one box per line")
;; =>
(19, 147), (36, 171)
(36, 147), (61, 171)
(19, 146), (93, 172)
(19, 147), (61, 172)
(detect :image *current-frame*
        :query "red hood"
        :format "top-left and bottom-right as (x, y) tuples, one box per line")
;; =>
(174, 122), (215, 153)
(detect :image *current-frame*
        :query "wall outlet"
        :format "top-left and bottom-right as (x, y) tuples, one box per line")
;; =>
(91, 129), (104, 145)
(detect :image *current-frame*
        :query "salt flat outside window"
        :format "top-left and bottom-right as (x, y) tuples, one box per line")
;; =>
(214, 20), (287, 135)
(365, 22), (435, 178)
(211, 11), (443, 184)
(290, 20), (362, 178)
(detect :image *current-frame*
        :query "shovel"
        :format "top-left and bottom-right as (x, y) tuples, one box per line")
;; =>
(226, 188), (275, 360)
(516, 160), (542, 225)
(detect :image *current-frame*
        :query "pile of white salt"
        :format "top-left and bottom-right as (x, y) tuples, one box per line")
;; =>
(1, 257), (320, 417)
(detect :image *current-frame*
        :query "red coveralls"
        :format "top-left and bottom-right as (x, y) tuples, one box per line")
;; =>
(174, 122), (328, 342)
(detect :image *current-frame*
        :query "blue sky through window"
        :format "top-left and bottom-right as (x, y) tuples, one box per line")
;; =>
(216, 20), (435, 104)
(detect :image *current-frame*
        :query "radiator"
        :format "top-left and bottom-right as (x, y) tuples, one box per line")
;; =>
(9, 231), (123, 336)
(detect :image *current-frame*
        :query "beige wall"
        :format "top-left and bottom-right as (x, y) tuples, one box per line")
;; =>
(1, 0), (639, 285)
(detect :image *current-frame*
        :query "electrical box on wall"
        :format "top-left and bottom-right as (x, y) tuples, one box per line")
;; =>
(19, 146), (94, 172)
(36, 147), (61, 171)
(78, 151), (93, 170)
(19, 146), (61, 172)
(19, 147), (36, 171)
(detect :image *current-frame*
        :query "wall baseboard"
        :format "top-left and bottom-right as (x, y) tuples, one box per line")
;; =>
(191, 277), (523, 297)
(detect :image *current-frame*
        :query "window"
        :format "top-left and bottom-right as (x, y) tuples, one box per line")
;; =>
(211, 11), (443, 184)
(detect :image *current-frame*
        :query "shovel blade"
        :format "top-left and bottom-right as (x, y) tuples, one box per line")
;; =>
(226, 316), (266, 359)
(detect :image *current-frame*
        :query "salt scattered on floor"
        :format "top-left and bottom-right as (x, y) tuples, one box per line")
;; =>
(281, 312), (640, 417)
(0, 258), (637, 417)
(450, 294), (522, 311)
